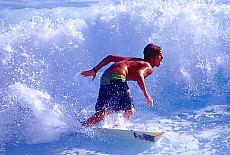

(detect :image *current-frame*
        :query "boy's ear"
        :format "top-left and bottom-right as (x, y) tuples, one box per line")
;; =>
(150, 57), (155, 61)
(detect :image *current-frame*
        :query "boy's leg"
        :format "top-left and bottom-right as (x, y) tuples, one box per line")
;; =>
(124, 108), (136, 120)
(82, 110), (113, 127)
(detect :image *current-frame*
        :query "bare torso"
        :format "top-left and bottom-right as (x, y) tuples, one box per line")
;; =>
(105, 57), (153, 81)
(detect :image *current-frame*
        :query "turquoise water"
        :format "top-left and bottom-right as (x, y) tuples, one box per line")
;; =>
(0, 0), (230, 154)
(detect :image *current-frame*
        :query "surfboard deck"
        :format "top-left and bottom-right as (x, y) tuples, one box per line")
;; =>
(96, 127), (164, 143)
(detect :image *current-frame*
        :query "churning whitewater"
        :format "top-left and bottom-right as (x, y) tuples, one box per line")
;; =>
(0, 0), (229, 154)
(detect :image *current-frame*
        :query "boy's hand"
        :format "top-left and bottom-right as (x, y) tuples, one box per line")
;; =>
(146, 95), (154, 107)
(81, 69), (96, 81)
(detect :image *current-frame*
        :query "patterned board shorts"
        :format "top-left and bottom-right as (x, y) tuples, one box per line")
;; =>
(95, 79), (134, 112)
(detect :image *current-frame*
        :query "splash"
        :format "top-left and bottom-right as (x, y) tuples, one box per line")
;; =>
(0, 82), (67, 144)
(0, 0), (229, 154)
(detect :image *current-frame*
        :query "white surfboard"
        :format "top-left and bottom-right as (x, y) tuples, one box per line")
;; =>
(97, 127), (164, 143)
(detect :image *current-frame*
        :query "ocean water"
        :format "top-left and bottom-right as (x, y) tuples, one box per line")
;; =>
(0, 0), (230, 154)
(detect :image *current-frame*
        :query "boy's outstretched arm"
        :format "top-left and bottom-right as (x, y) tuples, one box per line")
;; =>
(81, 55), (126, 80)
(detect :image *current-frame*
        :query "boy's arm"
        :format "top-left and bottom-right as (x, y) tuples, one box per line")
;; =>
(136, 66), (154, 106)
(81, 55), (126, 80)
(93, 55), (126, 72)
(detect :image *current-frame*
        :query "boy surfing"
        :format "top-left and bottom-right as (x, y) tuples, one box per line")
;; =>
(80, 43), (163, 127)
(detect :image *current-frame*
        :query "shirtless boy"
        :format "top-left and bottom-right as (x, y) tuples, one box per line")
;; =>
(80, 43), (163, 127)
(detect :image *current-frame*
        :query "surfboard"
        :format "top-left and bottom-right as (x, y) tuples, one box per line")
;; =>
(97, 127), (164, 143)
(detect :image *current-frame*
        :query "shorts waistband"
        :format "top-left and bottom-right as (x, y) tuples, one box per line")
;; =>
(100, 72), (126, 85)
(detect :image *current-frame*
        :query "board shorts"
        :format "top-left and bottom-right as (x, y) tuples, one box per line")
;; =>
(95, 72), (134, 112)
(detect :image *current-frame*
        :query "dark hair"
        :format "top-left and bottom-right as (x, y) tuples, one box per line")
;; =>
(143, 43), (162, 60)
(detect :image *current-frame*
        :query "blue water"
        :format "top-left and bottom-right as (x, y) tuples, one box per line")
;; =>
(0, 0), (230, 154)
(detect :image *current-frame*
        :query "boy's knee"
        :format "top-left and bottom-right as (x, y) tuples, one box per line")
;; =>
(129, 108), (136, 115)
(124, 108), (136, 120)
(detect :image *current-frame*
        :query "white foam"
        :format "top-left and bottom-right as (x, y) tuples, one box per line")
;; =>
(102, 113), (132, 129)
(8, 82), (67, 143)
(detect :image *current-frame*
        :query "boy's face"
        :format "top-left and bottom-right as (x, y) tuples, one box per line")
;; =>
(151, 52), (163, 67)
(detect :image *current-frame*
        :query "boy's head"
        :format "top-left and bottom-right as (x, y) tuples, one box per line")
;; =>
(143, 43), (162, 60)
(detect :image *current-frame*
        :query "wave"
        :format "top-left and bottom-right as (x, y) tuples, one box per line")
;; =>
(0, 0), (229, 151)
